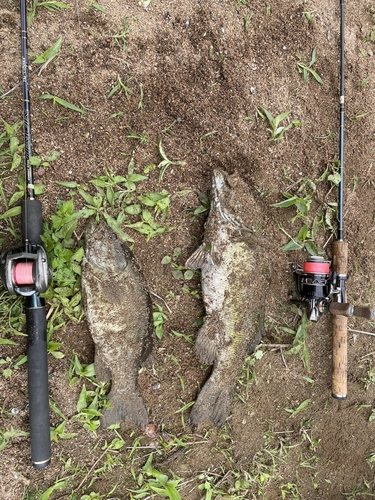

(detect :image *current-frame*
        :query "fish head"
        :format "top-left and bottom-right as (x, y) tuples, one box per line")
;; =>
(211, 169), (251, 231)
(84, 219), (129, 273)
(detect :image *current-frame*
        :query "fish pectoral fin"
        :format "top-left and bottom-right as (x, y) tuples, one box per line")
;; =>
(185, 243), (210, 270)
(195, 320), (218, 365)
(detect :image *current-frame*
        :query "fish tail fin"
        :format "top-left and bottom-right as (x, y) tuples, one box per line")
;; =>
(189, 377), (232, 426)
(101, 391), (148, 428)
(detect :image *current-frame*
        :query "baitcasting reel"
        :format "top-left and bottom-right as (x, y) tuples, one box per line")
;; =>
(0, 244), (51, 296)
(291, 256), (338, 322)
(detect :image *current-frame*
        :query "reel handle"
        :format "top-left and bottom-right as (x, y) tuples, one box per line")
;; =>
(331, 240), (348, 400)
(26, 294), (51, 468)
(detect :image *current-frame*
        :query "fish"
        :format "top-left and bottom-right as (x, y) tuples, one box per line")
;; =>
(185, 168), (270, 425)
(81, 219), (154, 427)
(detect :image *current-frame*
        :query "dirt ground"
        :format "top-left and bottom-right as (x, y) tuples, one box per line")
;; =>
(1, 0), (375, 498)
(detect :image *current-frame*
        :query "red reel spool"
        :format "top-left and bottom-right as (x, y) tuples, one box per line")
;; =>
(13, 262), (35, 286)
(303, 260), (330, 274)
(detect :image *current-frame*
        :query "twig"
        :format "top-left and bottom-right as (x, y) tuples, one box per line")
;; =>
(360, 351), (375, 360)
(257, 343), (292, 349)
(0, 57), (56, 99)
(280, 347), (288, 369)
(323, 232), (334, 249)
(150, 291), (172, 313)
(75, 447), (118, 492)
(348, 327), (375, 337)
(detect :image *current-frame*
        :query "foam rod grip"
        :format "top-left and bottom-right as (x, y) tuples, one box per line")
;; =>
(26, 299), (51, 468)
(22, 199), (43, 246)
(332, 314), (348, 400)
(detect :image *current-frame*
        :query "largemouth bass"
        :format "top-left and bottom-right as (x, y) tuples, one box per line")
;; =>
(186, 169), (270, 425)
(81, 220), (153, 427)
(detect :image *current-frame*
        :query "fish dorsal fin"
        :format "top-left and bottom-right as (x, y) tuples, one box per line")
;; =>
(185, 243), (211, 270)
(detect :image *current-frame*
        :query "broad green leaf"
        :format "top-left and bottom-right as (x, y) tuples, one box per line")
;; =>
(56, 181), (80, 188)
(271, 196), (299, 208)
(304, 240), (319, 256)
(0, 206), (22, 219)
(281, 239), (303, 251)
(0, 339), (18, 346)
(33, 37), (63, 64)
(274, 111), (290, 128)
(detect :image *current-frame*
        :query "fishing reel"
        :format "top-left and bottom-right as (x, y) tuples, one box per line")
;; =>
(0, 244), (51, 296)
(291, 256), (335, 322)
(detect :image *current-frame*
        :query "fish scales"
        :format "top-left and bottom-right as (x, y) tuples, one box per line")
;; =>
(186, 169), (270, 425)
(81, 220), (153, 427)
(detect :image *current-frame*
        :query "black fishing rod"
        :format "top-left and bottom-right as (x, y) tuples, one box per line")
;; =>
(0, 0), (51, 468)
(291, 0), (375, 399)
(330, 0), (348, 400)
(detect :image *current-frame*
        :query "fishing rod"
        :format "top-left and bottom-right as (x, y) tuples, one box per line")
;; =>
(0, 0), (51, 468)
(291, 0), (375, 399)
(331, 0), (348, 400)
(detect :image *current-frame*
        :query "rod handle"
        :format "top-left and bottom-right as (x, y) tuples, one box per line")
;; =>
(332, 240), (348, 275)
(22, 199), (43, 246)
(26, 297), (51, 468)
(332, 311), (348, 400)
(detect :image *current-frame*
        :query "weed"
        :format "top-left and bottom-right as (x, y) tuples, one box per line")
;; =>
(237, 349), (265, 398)
(360, 364), (375, 390)
(40, 94), (87, 114)
(162, 247), (196, 280)
(27, 0), (70, 25)
(86, 0), (106, 13)
(157, 138), (186, 182)
(57, 162), (174, 243)
(236, 0), (247, 10)
(303, 10), (315, 23)
(359, 76), (371, 88)
(128, 453), (182, 499)
(285, 399), (312, 417)
(170, 329), (194, 344)
(32, 37), (63, 64)
(153, 304), (167, 340)
(286, 308), (311, 371)
(190, 191), (210, 219)
(296, 49), (323, 84)
(0, 120), (24, 172)
(112, 17), (130, 51)
(0, 427), (29, 451)
(175, 401), (194, 428)
(127, 129), (148, 144)
(0, 355), (27, 378)
(243, 13), (253, 32)
(107, 77), (132, 99)
(263, 3), (271, 15)
(199, 130), (217, 150)
(257, 107), (304, 142)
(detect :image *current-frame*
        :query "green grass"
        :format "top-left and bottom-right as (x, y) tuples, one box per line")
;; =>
(257, 107), (305, 142)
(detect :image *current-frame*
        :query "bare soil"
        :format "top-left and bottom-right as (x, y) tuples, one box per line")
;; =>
(1, 0), (375, 498)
